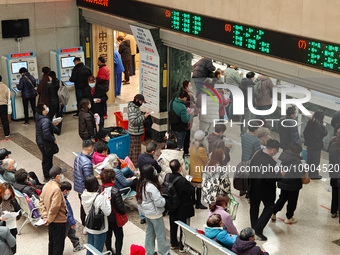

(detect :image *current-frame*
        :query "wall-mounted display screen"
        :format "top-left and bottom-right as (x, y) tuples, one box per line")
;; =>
(61, 56), (75, 69)
(11, 61), (28, 74)
(77, 0), (340, 75)
(1, 19), (30, 38)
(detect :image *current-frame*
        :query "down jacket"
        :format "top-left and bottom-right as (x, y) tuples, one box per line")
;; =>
(303, 120), (328, 150)
(138, 182), (165, 216)
(158, 149), (187, 183)
(169, 98), (192, 132)
(35, 113), (59, 145)
(128, 101), (145, 136)
(78, 108), (95, 140)
(74, 153), (93, 193)
(118, 39), (131, 62)
(96, 64), (110, 92)
(196, 89), (219, 125)
(232, 236), (269, 255)
(99, 183), (126, 222)
(192, 58), (215, 78)
(279, 116), (300, 150)
(17, 72), (37, 99)
(204, 227), (237, 247)
(69, 62), (92, 90)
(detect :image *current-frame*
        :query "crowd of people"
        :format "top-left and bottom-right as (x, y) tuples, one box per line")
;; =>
(0, 56), (340, 255)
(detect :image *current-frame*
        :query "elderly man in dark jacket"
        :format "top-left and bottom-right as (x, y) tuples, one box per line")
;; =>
(271, 143), (306, 224)
(70, 57), (92, 116)
(167, 159), (195, 251)
(117, 35), (131, 85)
(279, 106), (300, 150)
(17, 67), (37, 125)
(35, 103), (60, 182)
(232, 227), (269, 255)
(73, 139), (95, 226)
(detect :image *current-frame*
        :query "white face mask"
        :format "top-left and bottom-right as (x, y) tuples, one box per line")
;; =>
(60, 174), (64, 181)
(89, 83), (95, 88)
(13, 162), (17, 170)
(105, 136), (110, 142)
(89, 104), (91, 109)
(4, 195), (11, 200)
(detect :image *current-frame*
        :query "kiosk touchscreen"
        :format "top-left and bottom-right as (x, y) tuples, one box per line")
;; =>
(50, 47), (84, 112)
(1, 52), (38, 120)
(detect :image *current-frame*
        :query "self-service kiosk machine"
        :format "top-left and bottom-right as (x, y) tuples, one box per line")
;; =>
(1, 52), (39, 120)
(50, 47), (84, 112)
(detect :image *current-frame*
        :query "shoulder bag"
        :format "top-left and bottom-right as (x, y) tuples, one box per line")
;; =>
(111, 206), (128, 227)
(85, 194), (105, 231)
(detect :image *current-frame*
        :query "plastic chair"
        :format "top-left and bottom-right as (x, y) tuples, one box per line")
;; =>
(83, 243), (112, 255)
(120, 187), (136, 201)
(15, 189), (41, 235)
(198, 234), (237, 255)
(175, 220), (204, 255)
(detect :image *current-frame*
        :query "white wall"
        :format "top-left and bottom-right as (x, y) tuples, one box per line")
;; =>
(0, 0), (79, 75)
(136, 0), (340, 44)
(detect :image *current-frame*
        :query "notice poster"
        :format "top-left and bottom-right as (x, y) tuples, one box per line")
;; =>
(130, 25), (160, 112)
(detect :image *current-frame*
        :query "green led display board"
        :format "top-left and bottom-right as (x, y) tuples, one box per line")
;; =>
(77, 0), (340, 74)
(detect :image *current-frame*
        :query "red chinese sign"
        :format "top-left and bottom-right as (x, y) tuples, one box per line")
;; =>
(82, 0), (108, 7)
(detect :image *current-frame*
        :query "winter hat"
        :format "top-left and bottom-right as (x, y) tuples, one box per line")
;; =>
(130, 245), (146, 255)
(194, 130), (206, 141)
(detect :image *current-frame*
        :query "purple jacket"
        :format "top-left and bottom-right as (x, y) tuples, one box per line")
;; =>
(232, 236), (269, 255)
(208, 205), (238, 235)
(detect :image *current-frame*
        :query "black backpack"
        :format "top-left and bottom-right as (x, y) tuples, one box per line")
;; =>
(162, 174), (181, 213)
(169, 100), (187, 132)
(85, 194), (105, 231)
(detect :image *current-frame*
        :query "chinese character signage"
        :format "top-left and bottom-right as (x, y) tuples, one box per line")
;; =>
(130, 25), (160, 112)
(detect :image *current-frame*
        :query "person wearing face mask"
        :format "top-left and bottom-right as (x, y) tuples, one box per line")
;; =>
(0, 182), (21, 254)
(128, 94), (150, 166)
(249, 139), (283, 241)
(83, 75), (108, 129)
(69, 57), (92, 117)
(60, 181), (85, 252)
(36, 103), (61, 183)
(208, 195), (238, 235)
(78, 98), (96, 141)
(39, 166), (68, 255)
(96, 56), (110, 118)
(279, 106), (301, 151)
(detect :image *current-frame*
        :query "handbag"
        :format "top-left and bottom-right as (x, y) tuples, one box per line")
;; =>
(85, 194), (105, 231)
(24, 75), (37, 96)
(301, 173), (310, 185)
(43, 142), (59, 155)
(226, 192), (239, 220)
(7, 88), (12, 115)
(111, 206), (128, 227)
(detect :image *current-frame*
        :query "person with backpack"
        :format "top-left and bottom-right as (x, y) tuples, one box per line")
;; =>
(254, 74), (274, 119)
(303, 111), (328, 180)
(166, 159), (194, 252)
(136, 164), (170, 255)
(17, 67), (37, 126)
(81, 175), (111, 254)
(169, 89), (194, 149)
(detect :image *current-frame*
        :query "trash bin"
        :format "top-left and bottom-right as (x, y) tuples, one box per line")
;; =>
(104, 127), (130, 159)
(114, 111), (145, 141)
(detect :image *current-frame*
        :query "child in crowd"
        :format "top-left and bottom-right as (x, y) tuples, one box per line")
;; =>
(60, 181), (84, 252)
(205, 214), (237, 248)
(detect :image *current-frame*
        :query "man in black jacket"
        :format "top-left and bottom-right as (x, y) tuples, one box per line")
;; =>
(69, 57), (92, 116)
(137, 142), (161, 173)
(35, 103), (60, 182)
(249, 139), (282, 241)
(279, 106), (300, 150)
(168, 159), (195, 252)
(117, 35), (131, 85)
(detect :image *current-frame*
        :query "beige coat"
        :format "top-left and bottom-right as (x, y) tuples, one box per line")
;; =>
(0, 82), (10, 106)
(158, 149), (187, 183)
(189, 145), (209, 183)
(255, 75), (274, 106)
(39, 180), (68, 223)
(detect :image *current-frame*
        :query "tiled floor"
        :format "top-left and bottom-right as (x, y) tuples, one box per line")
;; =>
(1, 73), (340, 255)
